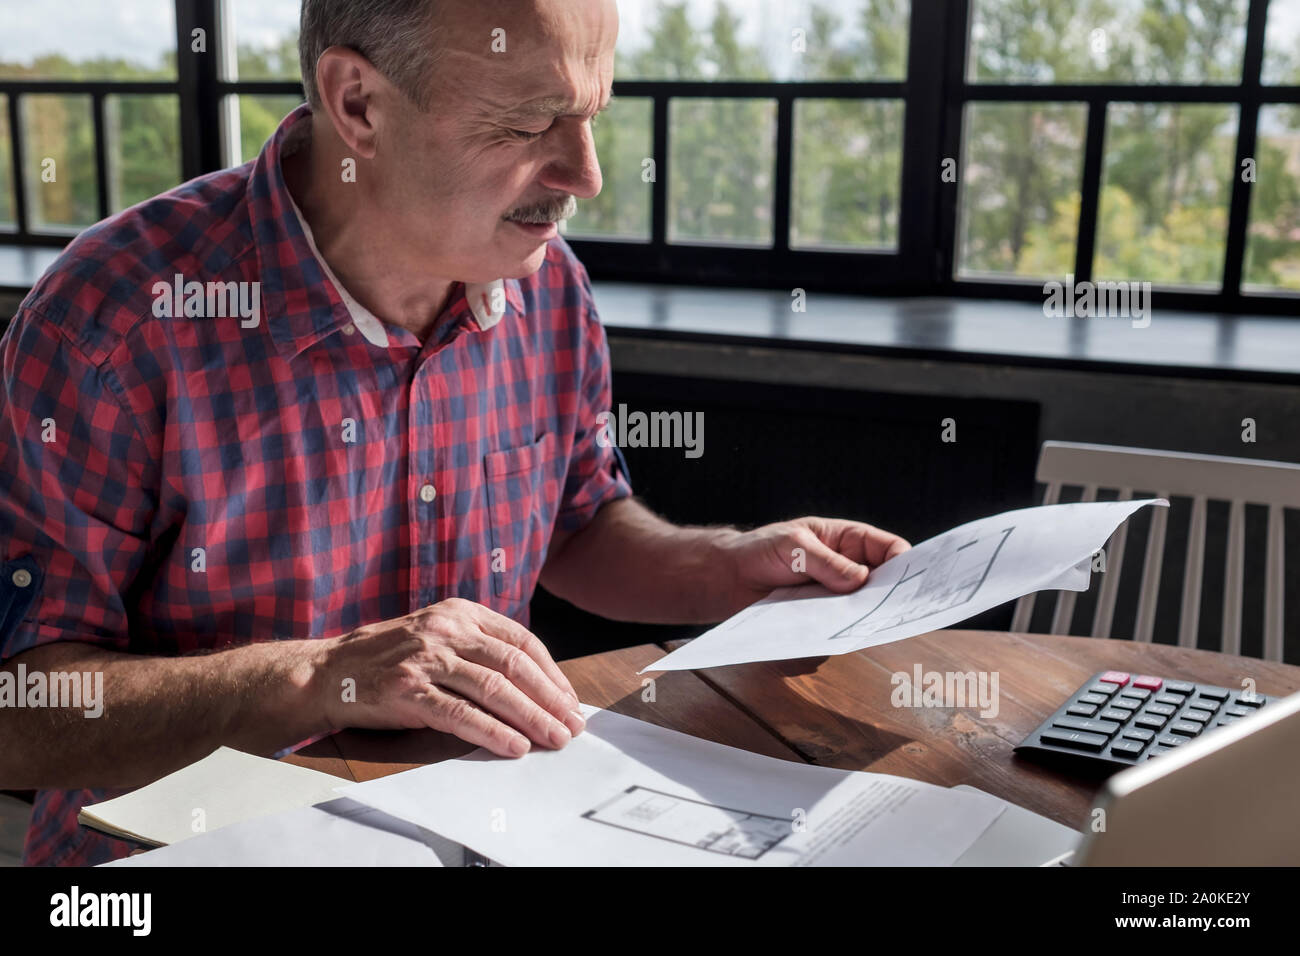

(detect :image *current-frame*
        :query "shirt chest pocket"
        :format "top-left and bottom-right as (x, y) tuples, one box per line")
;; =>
(483, 432), (560, 606)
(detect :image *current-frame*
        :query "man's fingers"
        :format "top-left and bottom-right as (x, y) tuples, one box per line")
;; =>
(806, 516), (910, 568)
(466, 605), (581, 704)
(462, 634), (585, 736)
(419, 685), (532, 758)
(845, 520), (911, 566)
(440, 656), (574, 749)
(800, 533), (870, 592)
(883, 533), (911, 560)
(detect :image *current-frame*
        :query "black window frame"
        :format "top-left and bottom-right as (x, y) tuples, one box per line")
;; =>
(0, 0), (1297, 316)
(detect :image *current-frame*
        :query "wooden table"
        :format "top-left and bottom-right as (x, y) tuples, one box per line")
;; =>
(286, 630), (1300, 831)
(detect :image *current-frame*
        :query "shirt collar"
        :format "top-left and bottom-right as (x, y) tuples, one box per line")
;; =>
(249, 104), (525, 361)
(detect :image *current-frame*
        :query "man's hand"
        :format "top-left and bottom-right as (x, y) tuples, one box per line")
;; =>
(717, 516), (911, 615)
(313, 598), (585, 759)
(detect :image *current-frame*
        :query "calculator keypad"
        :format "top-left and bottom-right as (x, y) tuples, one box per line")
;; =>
(1014, 671), (1272, 770)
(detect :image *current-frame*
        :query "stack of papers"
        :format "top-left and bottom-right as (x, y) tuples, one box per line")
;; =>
(94, 715), (1077, 867)
(339, 706), (1011, 866)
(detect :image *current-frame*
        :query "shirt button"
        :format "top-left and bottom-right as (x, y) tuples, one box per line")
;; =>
(418, 483), (437, 503)
(12, 568), (32, 588)
(342, 324), (356, 335)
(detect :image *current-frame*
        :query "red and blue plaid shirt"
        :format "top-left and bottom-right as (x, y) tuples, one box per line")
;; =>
(0, 105), (631, 866)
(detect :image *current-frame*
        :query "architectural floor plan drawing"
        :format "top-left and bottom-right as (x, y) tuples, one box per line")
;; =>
(831, 526), (1014, 639)
(582, 785), (793, 859)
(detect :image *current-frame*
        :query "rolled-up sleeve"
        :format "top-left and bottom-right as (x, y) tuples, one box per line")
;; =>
(0, 309), (156, 663)
(554, 272), (632, 533)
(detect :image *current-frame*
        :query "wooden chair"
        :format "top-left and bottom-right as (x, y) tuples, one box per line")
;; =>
(1012, 441), (1300, 662)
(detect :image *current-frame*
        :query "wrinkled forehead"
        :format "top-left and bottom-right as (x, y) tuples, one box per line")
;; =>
(434, 0), (618, 116)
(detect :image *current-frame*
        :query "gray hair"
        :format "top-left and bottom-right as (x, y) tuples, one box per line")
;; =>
(299, 0), (444, 111)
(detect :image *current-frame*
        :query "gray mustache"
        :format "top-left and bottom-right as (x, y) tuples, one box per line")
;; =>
(504, 195), (577, 224)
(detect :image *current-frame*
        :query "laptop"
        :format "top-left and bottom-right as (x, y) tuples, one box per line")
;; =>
(955, 686), (1300, 866)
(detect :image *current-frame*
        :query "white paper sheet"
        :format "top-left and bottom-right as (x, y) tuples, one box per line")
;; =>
(337, 706), (1006, 867)
(100, 798), (449, 867)
(644, 498), (1167, 672)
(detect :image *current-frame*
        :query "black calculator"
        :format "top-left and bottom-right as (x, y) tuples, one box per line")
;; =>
(1014, 670), (1272, 771)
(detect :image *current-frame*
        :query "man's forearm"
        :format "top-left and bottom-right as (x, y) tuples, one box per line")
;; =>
(0, 638), (329, 790)
(539, 497), (746, 624)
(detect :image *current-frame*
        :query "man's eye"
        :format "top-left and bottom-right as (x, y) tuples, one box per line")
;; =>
(507, 127), (545, 141)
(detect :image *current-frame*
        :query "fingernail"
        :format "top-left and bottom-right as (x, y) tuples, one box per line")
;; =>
(550, 722), (572, 748)
(566, 709), (586, 735)
(510, 735), (530, 756)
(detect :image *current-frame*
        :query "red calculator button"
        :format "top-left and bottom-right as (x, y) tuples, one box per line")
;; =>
(1133, 675), (1164, 690)
(1100, 671), (1131, 686)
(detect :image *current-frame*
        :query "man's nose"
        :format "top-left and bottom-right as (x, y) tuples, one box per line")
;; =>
(539, 117), (602, 200)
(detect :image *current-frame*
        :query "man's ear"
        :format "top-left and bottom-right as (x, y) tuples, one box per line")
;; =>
(313, 45), (385, 160)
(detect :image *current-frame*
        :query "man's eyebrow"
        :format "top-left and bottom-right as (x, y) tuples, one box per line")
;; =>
(506, 95), (614, 120)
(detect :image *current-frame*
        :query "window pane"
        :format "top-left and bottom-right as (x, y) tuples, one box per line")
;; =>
(617, 0), (908, 80)
(105, 95), (181, 213)
(957, 102), (1087, 279)
(1244, 106), (1300, 292)
(668, 98), (775, 246)
(969, 0), (1248, 84)
(792, 98), (903, 251)
(22, 94), (97, 231)
(566, 97), (652, 241)
(0, 96), (12, 228)
(1263, 0), (1300, 85)
(1095, 103), (1237, 288)
(0, 0), (176, 80)
(223, 0), (302, 81)
(226, 94), (303, 165)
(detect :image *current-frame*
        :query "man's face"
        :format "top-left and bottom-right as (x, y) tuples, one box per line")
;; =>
(377, 0), (617, 282)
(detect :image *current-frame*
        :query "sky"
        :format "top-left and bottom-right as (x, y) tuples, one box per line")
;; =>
(0, 0), (866, 74)
(1, 0), (1298, 77)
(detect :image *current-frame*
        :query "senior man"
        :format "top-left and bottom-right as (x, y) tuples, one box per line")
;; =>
(0, 0), (909, 865)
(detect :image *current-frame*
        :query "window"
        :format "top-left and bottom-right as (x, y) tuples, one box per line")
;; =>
(586, 0), (913, 282)
(21, 95), (97, 232)
(669, 98), (777, 246)
(220, 0), (303, 166)
(0, 96), (12, 227)
(958, 102), (1087, 279)
(0, 0), (1295, 317)
(106, 95), (182, 213)
(1095, 103), (1237, 288)
(792, 98), (904, 252)
(1244, 104), (1300, 291)
(968, 0), (1249, 84)
(616, 0), (909, 81)
(1263, 0), (1300, 84)
(954, 0), (1300, 312)
(223, 0), (301, 81)
(0, 0), (183, 241)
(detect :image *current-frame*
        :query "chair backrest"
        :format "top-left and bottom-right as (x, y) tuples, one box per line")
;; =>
(1011, 441), (1300, 662)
